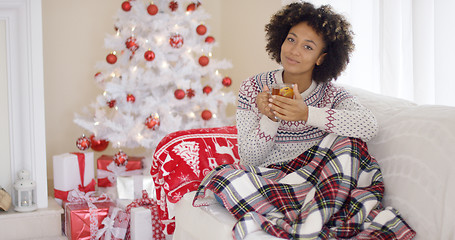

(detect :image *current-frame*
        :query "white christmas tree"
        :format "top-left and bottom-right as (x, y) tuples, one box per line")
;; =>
(74, 0), (235, 152)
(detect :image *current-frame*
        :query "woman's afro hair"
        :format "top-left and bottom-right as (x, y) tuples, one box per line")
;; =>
(265, 2), (354, 83)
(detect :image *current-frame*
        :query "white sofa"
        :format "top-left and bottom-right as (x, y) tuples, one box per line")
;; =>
(170, 86), (455, 240)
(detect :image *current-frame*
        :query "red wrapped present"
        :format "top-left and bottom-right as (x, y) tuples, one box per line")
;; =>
(64, 190), (114, 240)
(95, 206), (129, 240)
(97, 155), (143, 187)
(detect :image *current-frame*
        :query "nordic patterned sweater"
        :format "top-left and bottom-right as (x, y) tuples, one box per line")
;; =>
(236, 69), (379, 167)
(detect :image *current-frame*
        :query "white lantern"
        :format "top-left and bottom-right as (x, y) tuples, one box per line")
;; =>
(13, 169), (37, 212)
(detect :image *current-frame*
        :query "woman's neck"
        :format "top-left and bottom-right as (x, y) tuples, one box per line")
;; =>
(282, 70), (313, 94)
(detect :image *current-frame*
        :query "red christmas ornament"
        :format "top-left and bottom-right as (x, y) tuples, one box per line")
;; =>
(144, 50), (155, 61)
(90, 134), (109, 152)
(107, 99), (116, 108)
(174, 89), (185, 100)
(145, 114), (160, 130)
(126, 93), (136, 103)
(106, 53), (117, 64)
(186, 88), (195, 98)
(169, 33), (184, 48)
(147, 4), (158, 15)
(205, 36), (215, 43)
(187, 3), (196, 12)
(114, 150), (128, 166)
(76, 135), (91, 151)
(203, 85), (212, 94)
(222, 76), (232, 87)
(121, 1), (132, 11)
(201, 110), (212, 121)
(198, 55), (209, 66)
(126, 36), (139, 52)
(196, 24), (207, 35)
(169, 1), (178, 11)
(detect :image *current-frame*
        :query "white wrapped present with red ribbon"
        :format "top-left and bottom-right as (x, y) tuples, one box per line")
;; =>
(125, 190), (165, 240)
(53, 152), (96, 205)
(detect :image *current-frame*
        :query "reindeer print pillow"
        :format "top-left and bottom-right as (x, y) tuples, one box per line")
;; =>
(151, 126), (238, 232)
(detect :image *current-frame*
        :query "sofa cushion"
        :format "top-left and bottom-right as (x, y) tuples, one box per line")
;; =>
(347, 85), (455, 240)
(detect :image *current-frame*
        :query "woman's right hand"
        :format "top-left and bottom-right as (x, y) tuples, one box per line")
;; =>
(256, 85), (278, 122)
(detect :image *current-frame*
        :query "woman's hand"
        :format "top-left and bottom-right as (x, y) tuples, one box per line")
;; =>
(269, 84), (309, 122)
(256, 85), (279, 122)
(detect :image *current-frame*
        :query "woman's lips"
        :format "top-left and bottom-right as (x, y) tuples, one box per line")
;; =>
(285, 56), (299, 64)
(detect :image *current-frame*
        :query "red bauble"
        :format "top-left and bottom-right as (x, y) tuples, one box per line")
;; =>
(126, 36), (139, 52)
(187, 3), (196, 12)
(222, 76), (232, 87)
(203, 85), (212, 94)
(196, 24), (207, 35)
(114, 150), (128, 166)
(199, 55), (209, 66)
(106, 53), (117, 64)
(76, 135), (91, 151)
(205, 36), (215, 43)
(169, 33), (184, 48)
(174, 89), (185, 100)
(121, 1), (132, 11)
(90, 134), (109, 152)
(201, 110), (212, 121)
(126, 94), (135, 103)
(186, 88), (195, 98)
(145, 114), (160, 130)
(147, 4), (158, 15)
(169, 1), (178, 11)
(107, 99), (116, 108)
(144, 50), (155, 61)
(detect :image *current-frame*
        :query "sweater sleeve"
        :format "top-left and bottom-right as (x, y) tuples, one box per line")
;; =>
(305, 86), (379, 142)
(236, 76), (280, 166)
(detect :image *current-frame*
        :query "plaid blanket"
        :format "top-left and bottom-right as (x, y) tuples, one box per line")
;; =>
(193, 134), (416, 240)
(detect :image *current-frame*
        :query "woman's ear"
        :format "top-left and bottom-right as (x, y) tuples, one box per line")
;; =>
(316, 52), (327, 66)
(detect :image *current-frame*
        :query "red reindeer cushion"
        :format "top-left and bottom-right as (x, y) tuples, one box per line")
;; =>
(151, 126), (238, 235)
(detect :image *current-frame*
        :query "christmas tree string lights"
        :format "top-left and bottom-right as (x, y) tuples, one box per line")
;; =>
(74, 0), (235, 151)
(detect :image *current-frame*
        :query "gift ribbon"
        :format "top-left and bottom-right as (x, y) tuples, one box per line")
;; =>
(67, 189), (110, 240)
(97, 161), (143, 184)
(95, 207), (127, 240)
(124, 190), (165, 240)
(54, 153), (96, 201)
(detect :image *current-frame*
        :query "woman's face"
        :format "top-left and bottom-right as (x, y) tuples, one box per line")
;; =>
(280, 21), (326, 80)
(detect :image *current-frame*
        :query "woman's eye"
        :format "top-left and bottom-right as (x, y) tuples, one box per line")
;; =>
(287, 37), (295, 43)
(304, 45), (313, 50)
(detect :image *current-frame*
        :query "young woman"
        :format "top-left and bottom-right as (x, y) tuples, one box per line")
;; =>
(194, 2), (415, 239)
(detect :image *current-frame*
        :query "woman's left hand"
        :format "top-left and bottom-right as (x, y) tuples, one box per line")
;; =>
(268, 84), (309, 122)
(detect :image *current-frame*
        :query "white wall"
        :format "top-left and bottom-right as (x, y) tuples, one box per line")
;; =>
(0, 20), (11, 192)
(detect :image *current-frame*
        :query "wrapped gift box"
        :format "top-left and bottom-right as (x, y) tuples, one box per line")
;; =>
(117, 175), (155, 200)
(96, 206), (129, 240)
(97, 155), (143, 188)
(125, 190), (166, 240)
(130, 207), (153, 240)
(64, 194), (114, 240)
(53, 152), (95, 205)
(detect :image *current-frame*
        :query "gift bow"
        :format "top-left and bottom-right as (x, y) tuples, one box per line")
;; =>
(98, 161), (143, 184)
(95, 207), (127, 240)
(67, 189), (109, 240)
